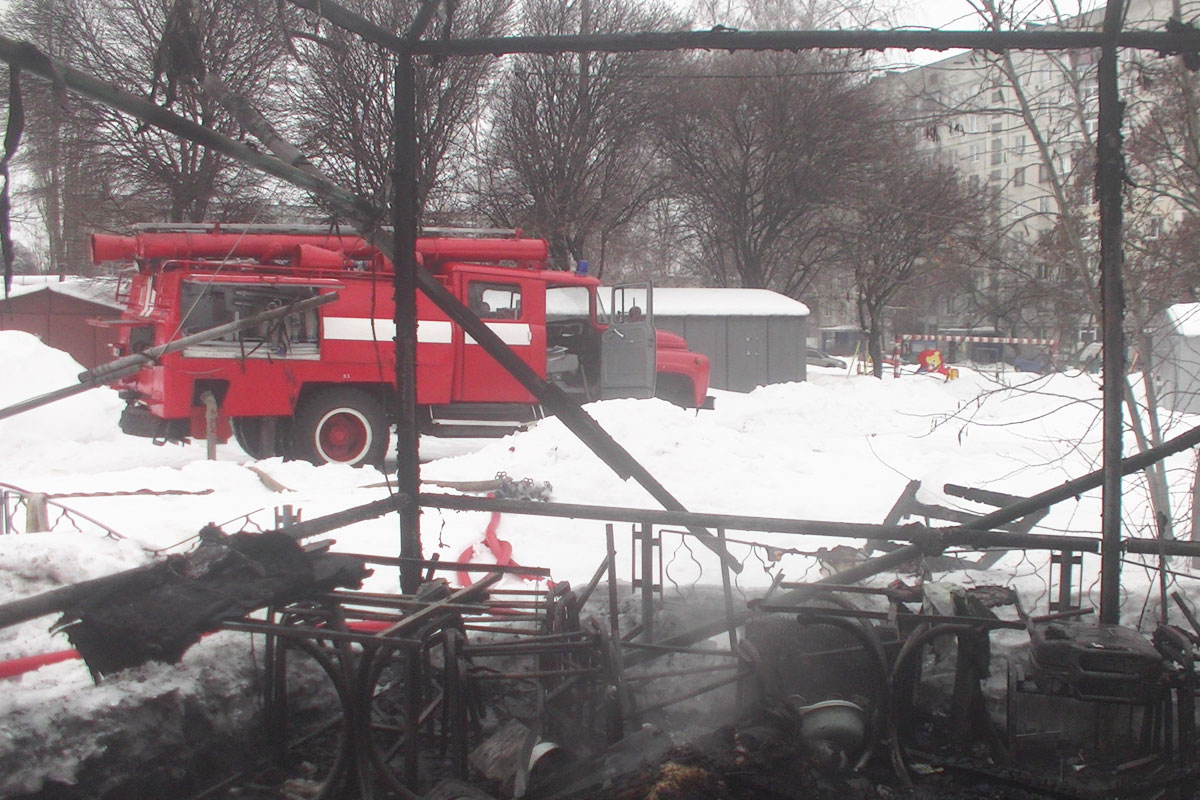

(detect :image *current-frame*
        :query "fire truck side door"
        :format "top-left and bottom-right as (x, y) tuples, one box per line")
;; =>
(601, 283), (655, 399)
(455, 274), (542, 402)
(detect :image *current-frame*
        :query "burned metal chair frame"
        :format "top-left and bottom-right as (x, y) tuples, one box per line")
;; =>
(220, 557), (633, 797)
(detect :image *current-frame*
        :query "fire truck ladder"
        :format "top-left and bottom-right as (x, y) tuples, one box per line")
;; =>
(129, 222), (525, 239)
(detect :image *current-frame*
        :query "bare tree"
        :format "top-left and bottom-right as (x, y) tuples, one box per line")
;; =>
(895, 0), (1191, 549)
(3, 0), (113, 273)
(54, 0), (294, 223)
(655, 46), (887, 296)
(838, 157), (984, 376)
(474, 0), (681, 272)
(287, 0), (513, 217)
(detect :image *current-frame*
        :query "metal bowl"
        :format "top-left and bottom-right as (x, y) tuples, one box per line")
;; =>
(796, 699), (867, 754)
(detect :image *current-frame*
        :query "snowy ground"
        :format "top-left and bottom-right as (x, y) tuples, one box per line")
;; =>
(2, 330), (1199, 792)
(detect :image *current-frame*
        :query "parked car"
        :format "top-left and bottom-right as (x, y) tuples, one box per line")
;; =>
(807, 348), (847, 368)
(1013, 351), (1054, 374)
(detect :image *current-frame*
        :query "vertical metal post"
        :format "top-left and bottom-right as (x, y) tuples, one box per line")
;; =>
(1051, 550), (1077, 612)
(717, 529), (738, 651)
(394, 54), (422, 596)
(405, 650), (422, 788)
(606, 523), (620, 639)
(274, 504), (297, 530)
(201, 390), (218, 460)
(640, 522), (654, 641)
(1097, 0), (1127, 625)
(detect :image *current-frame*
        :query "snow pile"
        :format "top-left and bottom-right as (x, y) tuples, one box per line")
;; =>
(0, 331), (126, 451)
(0, 330), (1195, 794)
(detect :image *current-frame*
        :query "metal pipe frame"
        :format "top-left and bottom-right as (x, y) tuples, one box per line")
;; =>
(231, 573), (623, 796)
(287, 0), (1163, 629)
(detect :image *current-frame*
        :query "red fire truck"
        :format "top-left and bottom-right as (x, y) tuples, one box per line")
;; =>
(90, 224), (712, 465)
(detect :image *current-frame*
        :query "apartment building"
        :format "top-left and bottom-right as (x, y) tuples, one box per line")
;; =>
(823, 0), (1195, 359)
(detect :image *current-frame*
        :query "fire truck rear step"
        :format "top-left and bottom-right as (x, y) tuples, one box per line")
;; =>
(423, 403), (543, 437)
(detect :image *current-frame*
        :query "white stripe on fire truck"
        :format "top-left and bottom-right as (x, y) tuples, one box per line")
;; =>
(323, 317), (533, 347)
(324, 317), (453, 344)
(465, 324), (532, 346)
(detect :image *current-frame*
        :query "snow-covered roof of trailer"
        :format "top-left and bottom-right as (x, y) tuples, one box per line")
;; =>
(2, 276), (123, 309)
(620, 287), (810, 317)
(1165, 303), (1200, 337)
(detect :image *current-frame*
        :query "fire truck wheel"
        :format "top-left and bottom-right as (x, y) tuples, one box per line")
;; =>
(653, 374), (694, 408)
(294, 389), (388, 467)
(231, 417), (289, 460)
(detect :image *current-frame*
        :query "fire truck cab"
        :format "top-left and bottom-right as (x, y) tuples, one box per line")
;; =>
(90, 224), (712, 466)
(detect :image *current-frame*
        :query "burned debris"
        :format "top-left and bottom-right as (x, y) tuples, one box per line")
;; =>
(53, 527), (370, 680)
(5, 474), (1200, 799)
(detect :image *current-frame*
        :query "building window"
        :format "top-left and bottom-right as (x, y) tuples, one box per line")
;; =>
(991, 138), (1004, 165)
(1014, 166), (1025, 186)
(1016, 134), (1026, 155)
(1038, 164), (1050, 183)
(992, 89), (1004, 103)
(969, 175), (981, 191)
(991, 122), (1003, 133)
(990, 169), (1002, 183)
(1039, 196), (1053, 213)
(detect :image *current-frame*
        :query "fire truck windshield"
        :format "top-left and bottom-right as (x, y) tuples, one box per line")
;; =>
(547, 285), (608, 325)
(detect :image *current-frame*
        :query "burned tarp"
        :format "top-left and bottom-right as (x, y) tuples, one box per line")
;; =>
(50, 527), (370, 680)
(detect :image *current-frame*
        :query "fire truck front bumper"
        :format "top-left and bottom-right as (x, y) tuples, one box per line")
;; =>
(119, 405), (189, 442)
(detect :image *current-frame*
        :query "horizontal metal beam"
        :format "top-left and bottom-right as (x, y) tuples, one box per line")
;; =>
(339, 553), (553, 577)
(278, 492), (410, 541)
(283, 0), (1200, 57)
(421, 491), (935, 540)
(419, 492), (1105, 551)
(409, 28), (1200, 57)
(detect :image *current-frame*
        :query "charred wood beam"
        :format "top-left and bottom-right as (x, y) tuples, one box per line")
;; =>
(0, 293), (336, 421)
(0, 563), (161, 631)
(943, 483), (1027, 507)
